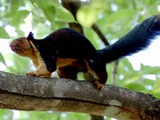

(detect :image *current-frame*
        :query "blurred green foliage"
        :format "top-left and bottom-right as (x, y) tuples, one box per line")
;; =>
(0, 0), (160, 119)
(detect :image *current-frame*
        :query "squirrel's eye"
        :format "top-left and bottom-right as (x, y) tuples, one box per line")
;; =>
(18, 38), (23, 42)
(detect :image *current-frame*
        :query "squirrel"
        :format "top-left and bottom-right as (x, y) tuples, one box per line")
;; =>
(10, 15), (160, 89)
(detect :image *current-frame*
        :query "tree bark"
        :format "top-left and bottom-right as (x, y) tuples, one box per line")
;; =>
(0, 71), (160, 120)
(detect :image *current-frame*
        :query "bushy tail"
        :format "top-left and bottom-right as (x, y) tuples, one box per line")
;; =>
(98, 15), (160, 63)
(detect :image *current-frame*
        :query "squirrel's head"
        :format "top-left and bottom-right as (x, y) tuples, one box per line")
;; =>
(9, 32), (35, 57)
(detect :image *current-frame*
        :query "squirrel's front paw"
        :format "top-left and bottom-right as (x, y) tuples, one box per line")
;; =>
(94, 81), (104, 90)
(26, 71), (52, 78)
(26, 71), (37, 77)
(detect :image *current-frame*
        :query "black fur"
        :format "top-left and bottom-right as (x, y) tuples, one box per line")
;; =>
(31, 39), (57, 72)
(27, 32), (34, 41)
(98, 15), (160, 63)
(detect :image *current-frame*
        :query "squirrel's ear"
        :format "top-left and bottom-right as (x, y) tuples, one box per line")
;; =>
(27, 32), (34, 41)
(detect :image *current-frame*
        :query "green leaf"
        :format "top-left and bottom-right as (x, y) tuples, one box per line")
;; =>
(42, 5), (56, 23)
(77, 7), (98, 27)
(16, 111), (58, 120)
(0, 53), (7, 66)
(56, 7), (75, 23)
(0, 110), (13, 120)
(33, 1), (56, 23)
(104, 10), (137, 26)
(6, 55), (30, 74)
(11, 10), (30, 26)
(4, 0), (21, 18)
(126, 83), (145, 91)
(141, 64), (160, 74)
(51, 0), (61, 6)
(0, 27), (10, 39)
(60, 113), (89, 120)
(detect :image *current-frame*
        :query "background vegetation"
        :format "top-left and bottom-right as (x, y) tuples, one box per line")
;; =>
(0, 0), (160, 119)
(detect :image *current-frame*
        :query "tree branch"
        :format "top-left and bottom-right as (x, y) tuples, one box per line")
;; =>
(0, 71), (160, 119)
(91, 24), (109, 46)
